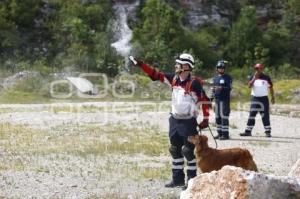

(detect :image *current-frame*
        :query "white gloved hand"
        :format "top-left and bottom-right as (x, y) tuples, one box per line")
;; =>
(129, 56), (138, 65)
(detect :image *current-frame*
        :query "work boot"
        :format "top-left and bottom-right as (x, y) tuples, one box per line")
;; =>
(165, 180), (185, 188)
(265, 131), (271, 137)
(240, 131), (252, 136)
(220, 134), (229, 140)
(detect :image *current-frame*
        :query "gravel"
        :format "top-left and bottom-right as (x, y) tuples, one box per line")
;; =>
(0, 102), (299, 198)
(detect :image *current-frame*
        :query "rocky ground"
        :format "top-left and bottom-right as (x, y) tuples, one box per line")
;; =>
(0, 101), (299, 198)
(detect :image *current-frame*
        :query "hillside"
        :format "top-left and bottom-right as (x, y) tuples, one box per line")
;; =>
(0, 0), (299, 78)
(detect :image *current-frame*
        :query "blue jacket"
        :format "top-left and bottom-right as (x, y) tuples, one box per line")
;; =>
(213, 74), (232, 100)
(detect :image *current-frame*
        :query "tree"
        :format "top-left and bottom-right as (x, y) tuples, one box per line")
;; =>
(262, 22), (293, 66)
(225, 6), (262, 67)
(132, 0), (184, 69)
(0, 0), (44, 61)
(181, 28), (221, 73)
(0, 0), (120, 75)
(135, 0), (182, 45)
(282, 0), (300, 67)
(48, 0), (119, 74)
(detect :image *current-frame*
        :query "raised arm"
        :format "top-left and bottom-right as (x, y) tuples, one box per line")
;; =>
(248, 72), (258, 88)
(130, 56), (174, 85)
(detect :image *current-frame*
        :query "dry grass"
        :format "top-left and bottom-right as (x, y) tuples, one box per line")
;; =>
(0, 122), (170, 178)
(247, 140), (272, 147)
(0, 121), (175, 197)
(0, 103), (170, 114)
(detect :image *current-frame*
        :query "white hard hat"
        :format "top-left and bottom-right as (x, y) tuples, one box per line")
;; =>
(176, 53), (195, 68)
(216, 60), (228, 68)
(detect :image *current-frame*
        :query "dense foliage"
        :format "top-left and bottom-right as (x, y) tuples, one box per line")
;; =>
(133, 0), (300, 78)
(0, 0), (120, 75)
(0, 0), (299, 78)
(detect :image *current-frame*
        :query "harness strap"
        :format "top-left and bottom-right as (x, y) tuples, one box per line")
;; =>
(171, 76), (204, 94)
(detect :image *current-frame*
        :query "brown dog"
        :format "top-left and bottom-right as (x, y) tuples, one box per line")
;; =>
(188, 135), (258, 172)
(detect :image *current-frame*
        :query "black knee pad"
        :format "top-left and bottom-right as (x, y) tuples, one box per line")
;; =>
(182, 145), (195, 161)
(169, 145), (182, 159)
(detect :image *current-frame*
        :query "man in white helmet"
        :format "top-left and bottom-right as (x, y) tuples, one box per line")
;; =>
(129, 53), (210, 188)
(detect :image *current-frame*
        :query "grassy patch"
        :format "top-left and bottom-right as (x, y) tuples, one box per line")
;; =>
(248, 141), (271, 147)
(0, 73), (172, 103)
(0, 104), (108, 113)
(0, 122), (169, 166)
(0, 123), (51, 170)
(0, 90), (50, 104)
(231, 81), (251, 102)
(0, 121), (171, 195)
(0, 123), (50, 153)
(50, 124), (169, 157)
(118, 161), (170, 181)
(273, 79), (300, 103)
(231, 79), (300, 104)
(273, 79), (300, 91)
(49, 105), (107, 113)
(1, 73), (299, 104)
(0, 121), (172, 198)
(0, 103), (170, 114)
(138, 164), (170, 180)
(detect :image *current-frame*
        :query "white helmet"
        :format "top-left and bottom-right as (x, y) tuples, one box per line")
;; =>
(176, 53), (195, 68)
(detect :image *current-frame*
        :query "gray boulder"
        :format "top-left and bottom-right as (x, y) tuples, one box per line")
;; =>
(289, 159), (300, 180)
(181, 166), (300, 199)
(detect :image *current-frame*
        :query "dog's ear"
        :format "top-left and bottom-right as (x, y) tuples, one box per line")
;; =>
(199, 135), (208, 143)
(188, 135), (199, 145)
(187, 136), (194, 144)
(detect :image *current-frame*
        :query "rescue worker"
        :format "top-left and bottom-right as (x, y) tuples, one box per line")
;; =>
(212, 60), (232, 140)
(240, 63), (275, 137)
(129, 54), (210, 188)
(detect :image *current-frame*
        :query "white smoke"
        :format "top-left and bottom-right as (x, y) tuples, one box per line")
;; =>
(111, 1), (139, 71)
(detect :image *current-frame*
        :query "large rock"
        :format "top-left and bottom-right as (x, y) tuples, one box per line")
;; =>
(179, 0), (230, 28)
(289, 159), (300, 180)
(181, 166), (300, 199)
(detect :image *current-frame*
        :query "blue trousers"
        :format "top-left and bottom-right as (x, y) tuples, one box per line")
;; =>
(245, 96), (271, 133)
(168, 116), (197, 183)
(215, 99), (230, 136)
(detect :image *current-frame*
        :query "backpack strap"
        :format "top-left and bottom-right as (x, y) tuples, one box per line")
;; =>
(172, 75), (205, 94)
(185, 76), (204, 93)
(171, 75), (178, 88)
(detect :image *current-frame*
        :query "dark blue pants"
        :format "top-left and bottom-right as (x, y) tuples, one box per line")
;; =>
(168, 116), (197, 183)
(215, 99), (230, 137)
(245, 96), (271, 133)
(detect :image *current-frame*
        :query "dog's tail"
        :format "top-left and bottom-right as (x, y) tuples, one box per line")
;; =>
(243, 150), (258, 172)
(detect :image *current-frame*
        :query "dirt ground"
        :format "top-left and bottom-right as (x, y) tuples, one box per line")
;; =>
(0, 102), (299, 198)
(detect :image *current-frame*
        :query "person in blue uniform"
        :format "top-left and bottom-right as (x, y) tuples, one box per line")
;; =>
(240, 63), (275, 137)
(212, 60), (232, 140)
